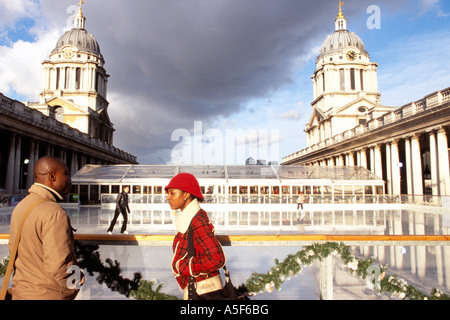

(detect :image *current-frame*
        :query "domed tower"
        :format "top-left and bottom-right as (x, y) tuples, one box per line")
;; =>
(38, 2), (114, 144)
(305, 2), (389, 148)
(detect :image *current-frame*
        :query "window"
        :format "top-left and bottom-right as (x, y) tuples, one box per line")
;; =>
(90, 185), (99, 202)
(133, 185), (141, 194)
(292, 186), (302, 195)
(95, 72), (99, 91)
(354, 185), (364, 194)
(154, 186), (162, 194)
(358, 107), (367, 113)
(56, 68), (60, 90)
(95, 72), (103, 94)
(228, 186), (237, 194)
(260, 186), (269, 195)
(322, 72), (326, 92)
(271, 186), (280, 195)
(360, 69), (364, 91)
(101, 185), (109, 195)
(375, 186), (384, 195)
(75, 68), (81, 90)
(143, 186), (152, 194)
(80, 184), (88, 204)
(350, 68), (356, 90)
(64, 67), (71, 89)
(344, 185), (353, 195)
(365, 186), (374, 195)
(70, 184), (78, 194)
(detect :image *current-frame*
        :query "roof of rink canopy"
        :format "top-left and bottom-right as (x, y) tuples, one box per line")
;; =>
(71, 164), (384, 184)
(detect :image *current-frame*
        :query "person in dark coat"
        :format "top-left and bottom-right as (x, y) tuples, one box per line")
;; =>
(107, 186), (130, 234)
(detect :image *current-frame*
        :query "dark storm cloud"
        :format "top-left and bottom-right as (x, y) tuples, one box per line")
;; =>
(41, 0), (408, 164)
(96, 1), (329, 107)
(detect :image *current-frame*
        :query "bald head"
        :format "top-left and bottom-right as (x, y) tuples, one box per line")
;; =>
(34, 156), (71, 195)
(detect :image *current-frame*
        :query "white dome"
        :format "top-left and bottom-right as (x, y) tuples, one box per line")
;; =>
(318, 29), (368, 60)
(51, 28), (102, 59)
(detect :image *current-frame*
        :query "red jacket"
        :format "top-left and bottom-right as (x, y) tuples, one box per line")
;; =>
(171, 209), (225, 289)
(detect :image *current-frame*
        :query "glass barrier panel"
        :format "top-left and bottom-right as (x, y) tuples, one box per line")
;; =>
(3, 242), (448, 300)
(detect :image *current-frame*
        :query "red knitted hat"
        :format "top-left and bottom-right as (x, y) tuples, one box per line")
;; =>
(165, 173), (204, 200)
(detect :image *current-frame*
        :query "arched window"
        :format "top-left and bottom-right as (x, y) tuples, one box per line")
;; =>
(322, 72), (326, 92)
(350, 68), (356, 90)
(64, 67), (71, 89)
(75, 68), (81, 90)
(360, 69), (364, 91)
(55, 68), (60, 90)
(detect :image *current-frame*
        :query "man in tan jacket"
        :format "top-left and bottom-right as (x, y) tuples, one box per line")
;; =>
(8, 156), (83, 300)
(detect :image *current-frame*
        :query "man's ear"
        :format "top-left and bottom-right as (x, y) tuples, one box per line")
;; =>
(49, 171), (56, 182)
(184, 192), (191, 201)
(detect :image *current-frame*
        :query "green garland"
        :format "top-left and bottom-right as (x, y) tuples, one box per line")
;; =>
(1, 241), (449, 300)
(74, 241), (144, 298)
(74, 241), (179, 299)
(0, 256), (9, 278)
(245, 242), (449, 300)
(129, 280), (179, 300)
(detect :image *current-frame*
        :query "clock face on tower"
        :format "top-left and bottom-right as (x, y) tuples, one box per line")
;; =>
(63, 49), (74, 59)
(346, 50), (357, 61)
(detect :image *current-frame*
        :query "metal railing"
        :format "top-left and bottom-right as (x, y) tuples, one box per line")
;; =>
(98, 193), (446, 207)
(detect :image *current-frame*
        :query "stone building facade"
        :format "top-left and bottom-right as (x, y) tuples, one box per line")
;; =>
(282, 6), (450, 197)
(0, 4), (137, 194)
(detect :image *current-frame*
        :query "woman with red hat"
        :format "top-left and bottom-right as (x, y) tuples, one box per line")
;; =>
(165, 173), (226, 299)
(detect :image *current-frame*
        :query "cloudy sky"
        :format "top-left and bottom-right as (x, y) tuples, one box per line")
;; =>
(0, 0), (449, 165)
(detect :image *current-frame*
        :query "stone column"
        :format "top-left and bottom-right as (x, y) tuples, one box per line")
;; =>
(370, 146), (375, 174)
(348, 152), (355, 166)
(429, 130), (439, 195)
(437, 127), (450, 195)
(61, 148), (67, 163)
(337, 155), (344, 166)
(405, 137), (412, 195)
(360, 148), (367, 169)
(5, 135), (16, 194)
(374, 144), (383, 179)
(13, 135), (22, 193)
(356, 149), (361, 167)
(26, 140), (36, 188)
(385, 143), (392, 194)
(391, 140), (401, 195)
(411, 134), (423, 196)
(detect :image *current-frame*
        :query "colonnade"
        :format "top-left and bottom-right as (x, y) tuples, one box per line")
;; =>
(309, 127), (450, 196)
(1, 132), (105, 194)
(0, 93), (137, 194)
(42, 64), (108, 100)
